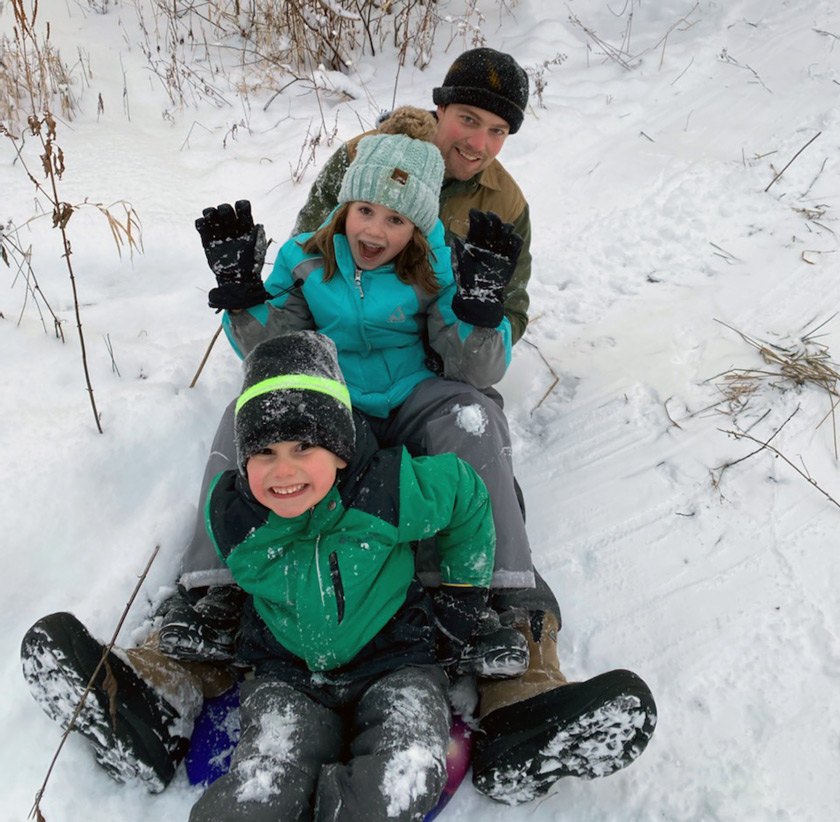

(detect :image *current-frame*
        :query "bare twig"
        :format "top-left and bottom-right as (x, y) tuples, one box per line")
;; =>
(801, 157), (828, 198)
(765, 131), (822, 192)
(103, 334), (121, 377)
(521, 338), (560, 412)
(190, 324), (224, 388)
(718, 47), (772, 93)
(714, 407), (798, 474)
(30, 545), (161, 820)
(709, 242), (742, 263)
(813, 28), (840, 42)
(663, 396), (683, 430)
(719, 423), (840, 510)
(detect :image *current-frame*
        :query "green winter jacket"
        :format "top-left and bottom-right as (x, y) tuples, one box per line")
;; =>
(205, 445), (494, 673)
(293, 128), (532, 343)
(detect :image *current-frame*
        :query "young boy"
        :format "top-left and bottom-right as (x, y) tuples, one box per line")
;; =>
(189, 329), (499, 821)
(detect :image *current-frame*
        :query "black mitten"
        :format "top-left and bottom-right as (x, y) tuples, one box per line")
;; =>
(450, 209), (523, 328)
(157, 585), (246, 663)
(195, 200), (269, 311)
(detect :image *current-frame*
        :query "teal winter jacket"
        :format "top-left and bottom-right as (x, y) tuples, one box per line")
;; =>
(223, 219), (512, 418)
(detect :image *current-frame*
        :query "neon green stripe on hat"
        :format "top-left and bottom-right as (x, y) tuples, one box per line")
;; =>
(235, 374), (352, 416)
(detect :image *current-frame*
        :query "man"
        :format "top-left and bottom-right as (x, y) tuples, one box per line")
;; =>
(20, 48), (656, 807)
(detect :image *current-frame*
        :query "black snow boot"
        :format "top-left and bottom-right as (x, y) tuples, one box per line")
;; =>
(472, 611), (657, 804)
(20, 612), (190, 792)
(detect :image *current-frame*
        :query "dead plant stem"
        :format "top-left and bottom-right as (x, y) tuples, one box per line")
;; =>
(190, 324), (224, 388)
(765, 131), (822, 192)
(29, 545), (161, 820)
(716, 407), (798, 472)
(720, 423), (840, 511)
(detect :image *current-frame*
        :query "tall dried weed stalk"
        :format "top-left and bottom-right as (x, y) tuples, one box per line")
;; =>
(2, 0), (142, 433)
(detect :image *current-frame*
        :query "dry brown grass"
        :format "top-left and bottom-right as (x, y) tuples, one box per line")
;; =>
(0, 13), (79, 133)
(703, 319), (840, 508)
(708, 318), (839, 452)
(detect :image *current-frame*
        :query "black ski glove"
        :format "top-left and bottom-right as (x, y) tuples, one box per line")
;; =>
(450, 209), (523, 328)
(157, 584), (246, 663)
(431, 585), (487, 657)
(195, 200), (269, 311)
(431, 585), (529, 679)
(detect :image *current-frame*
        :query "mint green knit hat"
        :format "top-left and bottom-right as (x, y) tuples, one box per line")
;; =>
(338, 133), (444, 236)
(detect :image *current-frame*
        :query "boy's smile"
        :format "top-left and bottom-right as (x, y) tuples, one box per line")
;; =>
(247, 441), (347, 518)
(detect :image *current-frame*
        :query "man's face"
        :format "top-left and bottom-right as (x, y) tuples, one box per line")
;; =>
(434, 104), (511, 181)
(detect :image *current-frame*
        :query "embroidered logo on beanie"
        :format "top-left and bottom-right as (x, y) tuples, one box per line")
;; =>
(234, 331), (355, 471)
(432, 48), (529, 134)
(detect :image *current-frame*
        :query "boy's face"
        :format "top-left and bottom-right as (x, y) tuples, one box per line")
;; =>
(344, 201), (416, 270)
(434, 103), (510, 181)
(246, 441), (347, 518)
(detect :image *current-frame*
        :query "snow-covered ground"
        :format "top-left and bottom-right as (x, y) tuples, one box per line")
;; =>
(3, 0), (840, 819)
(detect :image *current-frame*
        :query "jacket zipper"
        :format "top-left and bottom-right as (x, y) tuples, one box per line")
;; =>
(328, 551), (345, 624)
(354, 268), (365, 299)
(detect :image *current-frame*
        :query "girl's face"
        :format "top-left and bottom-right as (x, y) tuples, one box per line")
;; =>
(344, 201), (416, 270)
(246, 441), (347, 518)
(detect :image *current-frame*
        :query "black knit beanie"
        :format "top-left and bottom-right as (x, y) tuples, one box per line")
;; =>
(234, 331), (355, 472)
(432, 48), (529, 134)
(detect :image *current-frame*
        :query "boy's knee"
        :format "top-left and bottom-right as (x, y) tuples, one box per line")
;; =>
(191, 757), (317, 822)
(359, 666), (451, 750)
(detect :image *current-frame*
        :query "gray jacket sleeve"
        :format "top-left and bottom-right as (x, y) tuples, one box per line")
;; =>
(427, 307), (511, 389)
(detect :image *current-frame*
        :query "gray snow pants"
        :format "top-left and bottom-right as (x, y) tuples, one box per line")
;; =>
(180, 377), (535, 591)
(189, 666), (450, 822)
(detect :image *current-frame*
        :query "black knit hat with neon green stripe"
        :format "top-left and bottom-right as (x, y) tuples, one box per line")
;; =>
(234, 331), (355, 472)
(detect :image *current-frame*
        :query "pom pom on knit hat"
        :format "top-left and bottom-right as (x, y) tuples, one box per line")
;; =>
(234, 331), (355, 472)
(432, 48), (529, 134)
(376, 106), (438, 143)
(338, 128), (444, 236)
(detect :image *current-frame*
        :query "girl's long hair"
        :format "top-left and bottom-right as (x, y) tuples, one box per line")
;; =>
(300, 203), (440, 295)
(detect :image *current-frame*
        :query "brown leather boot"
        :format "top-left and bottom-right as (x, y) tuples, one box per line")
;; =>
(473, 610), (657, 804)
